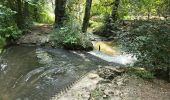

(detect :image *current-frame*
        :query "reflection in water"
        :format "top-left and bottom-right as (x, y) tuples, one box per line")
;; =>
(0, 46), (109, 100)
(92, 41), (120, 55)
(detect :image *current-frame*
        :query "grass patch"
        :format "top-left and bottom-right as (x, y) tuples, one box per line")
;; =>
(127, 67), (155, 79)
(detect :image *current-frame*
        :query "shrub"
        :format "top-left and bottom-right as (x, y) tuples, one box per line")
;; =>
(51, 19), (93, 50)
(93, 15), (121, 37)
(0, 5), (21, 46)
(116, 20), (170, 79)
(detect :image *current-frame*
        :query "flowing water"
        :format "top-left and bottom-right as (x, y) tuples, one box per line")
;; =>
(90, 41), (137, 66)
(0, 46), (109, 100)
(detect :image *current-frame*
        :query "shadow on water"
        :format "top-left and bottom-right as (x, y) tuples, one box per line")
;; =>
(0, 45), (110, 100)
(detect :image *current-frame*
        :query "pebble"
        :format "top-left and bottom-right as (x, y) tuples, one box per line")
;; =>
(88, 73), (98, 79)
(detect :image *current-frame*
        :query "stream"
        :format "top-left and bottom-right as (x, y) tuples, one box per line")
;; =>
(0, 45), (110, 100)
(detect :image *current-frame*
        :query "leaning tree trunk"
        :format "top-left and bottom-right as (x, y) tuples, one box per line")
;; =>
(54, 0), (67, 27)
(111, 0), (120, 22)
(82, 0), (92, 33)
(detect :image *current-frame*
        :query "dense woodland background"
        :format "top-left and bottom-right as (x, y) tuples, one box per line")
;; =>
(0, 0), (170, 80)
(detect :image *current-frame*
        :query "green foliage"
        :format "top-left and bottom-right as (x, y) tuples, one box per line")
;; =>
(91, 0), (113, 16)
(38, 11), (54, 23)
(28, 0), (54, 24)
(89, 20), (103, 29)
(117, 20), (170, 71)
(0, 5), (21, 41)
(91, 0), (170, 21)
(93, 16), (121, 37)
(0, 26), (21, 39)
(65, 0), (85, 24)
(51, 18), (92, 50)
(52, 27), (80, 46)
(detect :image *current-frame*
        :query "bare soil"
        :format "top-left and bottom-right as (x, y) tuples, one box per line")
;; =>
(55, 67), (170, 100)
(91, 74), (170, 100)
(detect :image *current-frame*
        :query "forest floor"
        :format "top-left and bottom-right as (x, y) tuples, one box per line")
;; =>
(17, 24), (170, 100)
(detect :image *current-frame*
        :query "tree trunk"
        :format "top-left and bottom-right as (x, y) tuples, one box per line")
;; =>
(111, 0), (120, 22)
(82, 0), (92, 33)
(16, 0), (25, 29)
(54, 0), (67, 27)
(24, 1), (29, 19)
(32, 0), (39, 22)
(34, 7), (38, 22)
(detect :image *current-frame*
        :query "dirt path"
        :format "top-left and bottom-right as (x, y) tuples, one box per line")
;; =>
(91, 72), (170, 100)
(53, 66), (170, 100)
(17, 24), (53, 45)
